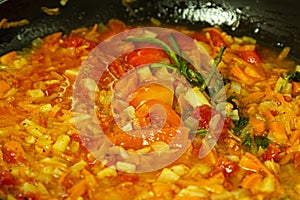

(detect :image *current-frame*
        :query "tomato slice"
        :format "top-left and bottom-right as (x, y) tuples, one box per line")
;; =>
(129, 83), (174, 108)
(239, 50), (261, 64)
(135, 99), (181, 129)
(107, 99), (184, 150)
(126, 48), (169, 67)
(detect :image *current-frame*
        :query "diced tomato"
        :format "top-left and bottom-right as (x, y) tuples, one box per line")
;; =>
(2, 141), (26, 163)
(126, 48), (169, 67)
(190, 32), (209, 43)
(0, 170), (16, 186)
(189, 105), (230, 139)
(270, 110), (279, 117)
(239, 50), (261, 64)
(189, 105), (213, 130)
(217, 157), (239, 176)
(64, 34), (97, 50)
(262, 143), (281, 162)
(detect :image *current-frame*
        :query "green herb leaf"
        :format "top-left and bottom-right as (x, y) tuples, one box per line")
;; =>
(254, 136), (270, 149)
(285, 71), (300, 82)
(189, 129), (207, 136)
(233, 117), (249, 134)
(242, 134), (270, 150)
(242, 133), (252, 147)
(168, 34), (182, 58)
(200, 46), (226, 92)
(123, 36), (225, 93)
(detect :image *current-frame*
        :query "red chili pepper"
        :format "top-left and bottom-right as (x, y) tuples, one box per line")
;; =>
(126, 48), (169, 67)
(240, 50), (261, 64)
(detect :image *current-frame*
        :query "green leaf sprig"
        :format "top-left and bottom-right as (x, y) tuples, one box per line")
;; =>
(123, 34), (226, 92)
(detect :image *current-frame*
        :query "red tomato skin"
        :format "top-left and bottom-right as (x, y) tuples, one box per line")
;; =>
(126, 49), (169, 67)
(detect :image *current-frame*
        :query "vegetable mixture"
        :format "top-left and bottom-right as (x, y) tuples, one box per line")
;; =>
(1, 19), (300, 200)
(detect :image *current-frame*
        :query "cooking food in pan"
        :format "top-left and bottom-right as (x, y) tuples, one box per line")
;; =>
(1, 19), (300, 200)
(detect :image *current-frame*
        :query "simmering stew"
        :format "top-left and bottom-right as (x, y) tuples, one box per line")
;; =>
(1, 19), (300, 200)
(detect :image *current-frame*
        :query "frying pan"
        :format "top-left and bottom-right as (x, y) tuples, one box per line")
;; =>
(0, 0), (300, 60)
